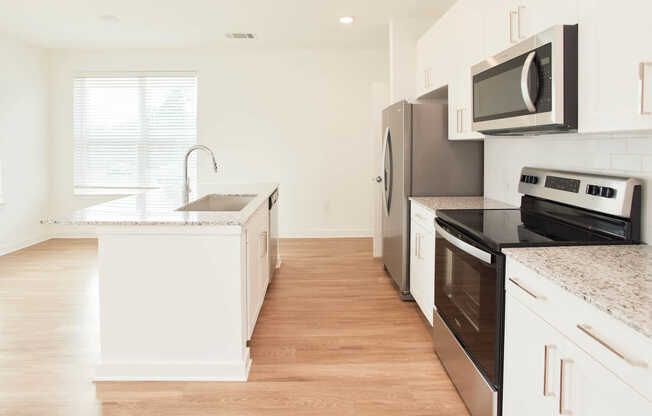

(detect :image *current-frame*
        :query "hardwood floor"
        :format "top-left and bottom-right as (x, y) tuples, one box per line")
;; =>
(0, 238), (468, 415)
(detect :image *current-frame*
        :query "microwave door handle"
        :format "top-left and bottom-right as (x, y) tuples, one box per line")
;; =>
(435, 223), (493, 264)
(521, 51), (537, 113)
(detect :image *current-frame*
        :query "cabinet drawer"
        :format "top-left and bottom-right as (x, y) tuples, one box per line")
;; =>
(505, 256), (652, 402)
(410, 202), (435, 233)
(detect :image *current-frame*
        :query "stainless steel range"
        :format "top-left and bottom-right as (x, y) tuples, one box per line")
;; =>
(432, 167), (642, 416)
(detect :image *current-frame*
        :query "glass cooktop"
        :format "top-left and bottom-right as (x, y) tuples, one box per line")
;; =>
(435, 208), (622, 251)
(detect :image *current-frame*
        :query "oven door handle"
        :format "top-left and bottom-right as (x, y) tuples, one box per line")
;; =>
(435, 223), (493, 264)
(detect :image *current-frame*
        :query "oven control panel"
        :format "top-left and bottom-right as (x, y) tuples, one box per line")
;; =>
(517, 167), (641, 218)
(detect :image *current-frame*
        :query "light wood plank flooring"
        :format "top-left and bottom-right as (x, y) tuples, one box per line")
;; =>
(0, 238), (467, 415)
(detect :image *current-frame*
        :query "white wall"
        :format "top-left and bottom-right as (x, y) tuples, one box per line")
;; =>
(0, 35), (49, 254)
(389, 18), (433, 103)
(485, 133), (652, 243)
(48, 48), (388, 238)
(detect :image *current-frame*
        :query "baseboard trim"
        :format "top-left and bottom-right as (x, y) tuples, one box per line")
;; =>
(0, 236), (49, 257)
(281, 231), (373, 238)
(94, 353), (251, 382)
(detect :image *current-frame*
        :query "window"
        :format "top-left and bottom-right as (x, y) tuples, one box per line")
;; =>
(73, 73), (197, 194)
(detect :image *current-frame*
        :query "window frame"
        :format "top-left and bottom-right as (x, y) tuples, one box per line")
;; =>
(72, 71), (198, 196)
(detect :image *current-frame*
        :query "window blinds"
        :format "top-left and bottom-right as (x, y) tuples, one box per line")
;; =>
(73, 73), (197, 194)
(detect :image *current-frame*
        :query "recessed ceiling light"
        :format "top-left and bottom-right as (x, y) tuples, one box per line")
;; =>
(99, 14), (120, 24)
(339, 16), (355, 24)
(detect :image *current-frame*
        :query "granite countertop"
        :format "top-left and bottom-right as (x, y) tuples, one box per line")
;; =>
(409, 196), (515, 213)
(503, 245), (652, 339)
(42, 183), (278, 226)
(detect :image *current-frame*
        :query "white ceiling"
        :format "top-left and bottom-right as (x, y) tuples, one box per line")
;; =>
(0, 0), (455, 50)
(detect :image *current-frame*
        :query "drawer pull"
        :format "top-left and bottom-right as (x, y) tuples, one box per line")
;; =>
(559, 358), (574, 415)
(508, 278), (546, 300)
(577, 324), (648, 368)
(543, 344), (556, 397)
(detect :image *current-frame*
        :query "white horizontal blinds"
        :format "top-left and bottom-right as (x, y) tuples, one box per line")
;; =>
(73, 73), (197, 193)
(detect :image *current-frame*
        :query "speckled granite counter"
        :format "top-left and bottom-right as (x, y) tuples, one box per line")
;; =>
(42, 183), (278, 226)
(409, 196), (515, 213)
(503, 245), (652, 339)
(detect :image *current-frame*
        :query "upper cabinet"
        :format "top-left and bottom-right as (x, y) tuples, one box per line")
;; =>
(416, 0), (652, 136)
(482, 0), (578, 58)
(416, 13), (453, 97)
(578, 0), (652, 133)
(518, 0), (578, 39)
(448, 0), (485, 140)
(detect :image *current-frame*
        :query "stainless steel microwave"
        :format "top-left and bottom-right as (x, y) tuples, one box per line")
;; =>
(471, 25), (578, 136)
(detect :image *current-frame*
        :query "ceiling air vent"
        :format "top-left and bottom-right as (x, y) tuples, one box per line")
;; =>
(225, 33), (256, 39)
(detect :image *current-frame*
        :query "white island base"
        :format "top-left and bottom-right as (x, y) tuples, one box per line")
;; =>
(65, 184), (279, 382)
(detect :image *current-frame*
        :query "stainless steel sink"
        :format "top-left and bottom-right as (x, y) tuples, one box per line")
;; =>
(176, 194), (256, 212)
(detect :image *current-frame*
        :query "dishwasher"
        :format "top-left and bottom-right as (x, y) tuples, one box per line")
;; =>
(268, 188), (280, 280)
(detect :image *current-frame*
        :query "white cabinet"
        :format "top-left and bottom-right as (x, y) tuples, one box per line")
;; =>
(417, 0), (652, 135)
(503, 257), (652, 415)
(504, 294), (562, 416)
(246, 203), (269, 340)
(481, 0), (577, 58)
(519, 0), (578, 39)
(557, 335), (652, 416)
(505, 293), (652, 416)
(448, 0), (485, 141)
(409, 202), (436, 325)
(481, 0), (522, 57)
(416, 12), (453, 97)
(578, 0), (652, 133)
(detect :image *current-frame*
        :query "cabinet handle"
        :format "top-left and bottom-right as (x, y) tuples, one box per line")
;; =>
(517, 6), (525, 40)
(509, 10), (518, 43)
(640, 62), (651, 115)
(416, 232), (422, 259)
(508, 278), (546, 300)
(577, 324), (648, 368)
(543, 345), (556, 397)
(559, 359), (574, 415)
(259, 232), (267, 258)
(456, 109), (462, 133)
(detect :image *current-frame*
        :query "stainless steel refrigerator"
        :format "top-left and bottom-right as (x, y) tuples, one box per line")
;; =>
(381, 100), (483, 300)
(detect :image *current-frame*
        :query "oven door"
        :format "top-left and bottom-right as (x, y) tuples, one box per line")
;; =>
(434, 220), (501, 387)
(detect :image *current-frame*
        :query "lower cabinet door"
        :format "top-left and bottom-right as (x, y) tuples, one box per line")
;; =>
(410, 221), (434, 325)
(558, 336), (652, 416)
(503, 294), (560, 416)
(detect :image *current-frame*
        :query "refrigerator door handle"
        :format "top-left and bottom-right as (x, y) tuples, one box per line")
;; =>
(381, 127), (392, 215)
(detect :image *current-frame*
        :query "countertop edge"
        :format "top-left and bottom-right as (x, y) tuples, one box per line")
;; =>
(503, 246), (652, 340)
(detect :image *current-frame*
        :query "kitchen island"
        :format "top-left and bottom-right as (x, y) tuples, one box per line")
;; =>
(43, 183), (279, 381)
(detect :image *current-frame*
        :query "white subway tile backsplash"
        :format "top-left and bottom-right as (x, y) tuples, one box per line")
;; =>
(611, 154), (643, 171)
(485, 133), (652, 242)
(626, 137), (652, 154)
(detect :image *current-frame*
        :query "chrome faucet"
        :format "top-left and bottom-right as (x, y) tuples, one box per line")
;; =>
(184, 145), (219, 203)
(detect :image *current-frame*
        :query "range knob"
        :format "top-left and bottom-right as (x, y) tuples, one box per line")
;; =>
(586, 185), (600, 196)
(600, 187), (616, 198)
